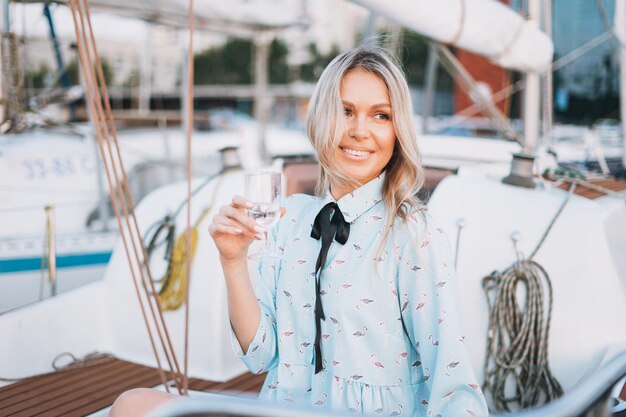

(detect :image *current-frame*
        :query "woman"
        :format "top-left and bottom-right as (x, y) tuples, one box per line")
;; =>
(211, 44), (486, 416)
(110, 44), (488, 417)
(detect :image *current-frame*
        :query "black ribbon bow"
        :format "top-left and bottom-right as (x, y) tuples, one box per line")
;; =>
(310, 202), (350, 373)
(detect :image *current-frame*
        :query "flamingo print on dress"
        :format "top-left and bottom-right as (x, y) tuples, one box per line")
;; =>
(435, 280), (447, 296)
(347, 401), (360, 413)
(335, 283), (353, 295)
(357, 297), (375, 310)
(236, 180), (488, 416)
(282, 290), (293, 305)
(445, 360), (460, 376)
(442, 390), (456, 401)
(279, 330), (294, 343)
(378, 321), (391, 345)
(405, 259), (421, 272)
(329, 316), (342, 333)
(395, 351), (408, 365)
(415, 292), (428, 311)
(371, 353), (385, 369)
(314, 393), (328, 406)
(400, 293), (409, 313)
(389, 404), (403, 416)
(374, 250), (388, 262)
(353, 326), (368, 337)
(283, 363), (294, 377)
(382, 277), (399, 297)
(365, 214), (383, 225)
(329, 258), (347, 271)
(438, 309), (447, 325)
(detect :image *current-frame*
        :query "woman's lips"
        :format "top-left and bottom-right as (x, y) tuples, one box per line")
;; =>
(340, 147), (373, 159)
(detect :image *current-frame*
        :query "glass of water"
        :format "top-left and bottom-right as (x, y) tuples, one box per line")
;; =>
(245, 171), (282, 257)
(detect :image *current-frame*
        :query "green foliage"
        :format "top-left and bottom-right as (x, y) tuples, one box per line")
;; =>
(65, 57), (115, 86)
(398, 30), (454, 91)
(194, 37), (291, 85)
(269, 38), (289, 84)
(397, 31), (428, 86)
(299, 43), (340, 82)
(194, 38), (252, 84)
(25, 64), (52, 89)
(122, 69), (140, 88)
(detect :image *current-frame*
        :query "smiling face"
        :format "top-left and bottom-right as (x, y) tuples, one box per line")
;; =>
(332, 68), (396, 199)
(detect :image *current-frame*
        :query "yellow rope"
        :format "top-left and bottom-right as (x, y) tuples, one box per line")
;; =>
(158, 174), (225, 311)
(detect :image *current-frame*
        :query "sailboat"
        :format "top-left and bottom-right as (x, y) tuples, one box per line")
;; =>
(0, 0), (308, 313)
(1, 0), (626, 416)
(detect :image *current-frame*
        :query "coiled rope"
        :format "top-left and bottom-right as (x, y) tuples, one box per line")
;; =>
(145, 170), (227, 311)
(481, 183), (576, 412)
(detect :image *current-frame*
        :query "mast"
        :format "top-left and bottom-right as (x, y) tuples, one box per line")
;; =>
(541, 0), (553, 151)
(523, 0), (541, 153)
(252, 31), (271, 165)
(502, 0), (544, 188)
(139, 22), (153, 115)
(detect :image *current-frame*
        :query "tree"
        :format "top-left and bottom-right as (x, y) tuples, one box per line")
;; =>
(269, 38), (289, 84)
(299, 43), (340, 82)
(24, 64), (53, 89)
(65, 57), (115, 86)
(398, 30), (454, 91)
(194, 38), (252, 85)
(194, 37), (291, 85)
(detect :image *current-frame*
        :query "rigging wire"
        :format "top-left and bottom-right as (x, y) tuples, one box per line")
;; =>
(67, 0), (184, 394)
(437, 30), (614, 134)
(183, 0), (195, 395)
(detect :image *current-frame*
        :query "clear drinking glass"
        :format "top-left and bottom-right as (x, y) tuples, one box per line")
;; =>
(245, 171), (282, 257)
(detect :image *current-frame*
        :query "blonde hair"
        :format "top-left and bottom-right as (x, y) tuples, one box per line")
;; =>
(306, 44), (425, 236)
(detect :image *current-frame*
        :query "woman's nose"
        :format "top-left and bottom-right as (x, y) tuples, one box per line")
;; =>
(349, 115), (369, 140)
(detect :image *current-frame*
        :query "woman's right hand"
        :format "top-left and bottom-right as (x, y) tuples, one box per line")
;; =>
(209, 195), (262, 264)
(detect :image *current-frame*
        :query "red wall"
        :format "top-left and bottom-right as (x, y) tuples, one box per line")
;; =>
(453, 0), (512, 117)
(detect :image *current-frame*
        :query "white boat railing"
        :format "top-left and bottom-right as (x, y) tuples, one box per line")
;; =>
(145, 351), (626, 417)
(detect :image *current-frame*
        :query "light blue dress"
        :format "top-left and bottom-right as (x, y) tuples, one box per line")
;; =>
(231, 175), (488, 417)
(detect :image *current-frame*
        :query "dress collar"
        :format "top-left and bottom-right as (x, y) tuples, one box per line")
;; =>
(321, 173), (384, 223)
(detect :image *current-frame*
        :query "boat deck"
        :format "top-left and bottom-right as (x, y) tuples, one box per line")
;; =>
(555, 177), (626, 199)
(0, 354), (265, 417)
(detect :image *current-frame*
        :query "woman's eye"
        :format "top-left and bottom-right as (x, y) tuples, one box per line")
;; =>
(374, 112), (390, 120)
(344, 108), (353, 117)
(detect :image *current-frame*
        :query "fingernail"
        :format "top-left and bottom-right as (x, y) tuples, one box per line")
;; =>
(255, 233), (264, 240)
(254, 226), (264, 233)
(234, 228), (243, 233)
(245, 201), (253, 208)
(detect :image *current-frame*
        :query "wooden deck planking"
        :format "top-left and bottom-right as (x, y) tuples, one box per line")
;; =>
(556, 177), (626, 199)
(28, 366), (164, 417)
(0, 357), (125, 399)
(0, 356), (266, 417)
(0, 360), (134, 412)
(5, 362), (151, 414)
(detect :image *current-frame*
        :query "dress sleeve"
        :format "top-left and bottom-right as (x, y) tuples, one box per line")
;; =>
(230, 228), (280, 374)
(398, 214), (488, 417)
